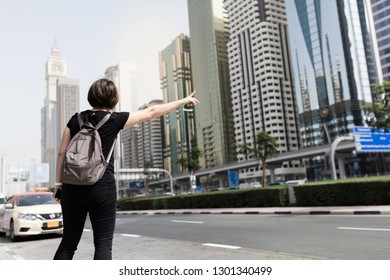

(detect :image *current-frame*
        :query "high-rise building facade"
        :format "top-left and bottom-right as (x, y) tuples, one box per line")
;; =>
(105, 62), (137, 171)
(56, 77), (80, 148)
(137, 100), (164, 169)
(224, 0), (303, 181)
(187, 0), (236, 169)
(42, 40), (67, 187)
(119, 100), (164, 193)
(159, 34), (195, 176)
(371, 0), (390, 81)
(105, 62), (137, 112)
(286, 0), (382, 179)
(121, 125), (140, 169)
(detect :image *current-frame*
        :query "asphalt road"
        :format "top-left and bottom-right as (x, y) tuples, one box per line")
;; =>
(1, 213), (390, 260)
(114, 214), (390, 260)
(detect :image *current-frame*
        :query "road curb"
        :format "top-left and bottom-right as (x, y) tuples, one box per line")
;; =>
(117, 209), (390, 216)
(353, 211), (381, 215)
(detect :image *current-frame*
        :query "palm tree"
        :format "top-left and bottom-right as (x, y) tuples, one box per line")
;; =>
(238, 131), (279, 187)
(143, 162), (155, 196)
(176, 147), (203, 173)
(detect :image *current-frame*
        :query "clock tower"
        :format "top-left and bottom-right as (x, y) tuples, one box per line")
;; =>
(46, 39), (67, 102)
(42, 39), (68, 188)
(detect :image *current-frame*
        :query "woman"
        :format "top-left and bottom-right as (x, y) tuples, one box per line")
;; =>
(53, 78), (199, 260)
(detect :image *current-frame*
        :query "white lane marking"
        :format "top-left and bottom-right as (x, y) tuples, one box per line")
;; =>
(202, 243), (241, 250)
(171, 220), (204, 224)
(83, 229), (92, 232)
(338, 227), (390, 232)
(121, 234), (141, 238)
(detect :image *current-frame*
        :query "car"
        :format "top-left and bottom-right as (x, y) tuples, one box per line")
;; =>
(163, 192), (175, 196)
(250, 182), (262, 188)
(0, 192), (63, 241)
(267, 181), (287, 186)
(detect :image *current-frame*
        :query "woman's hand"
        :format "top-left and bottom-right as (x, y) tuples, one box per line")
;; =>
(181, 90), (200, 106)
(53, 186), (62, 202)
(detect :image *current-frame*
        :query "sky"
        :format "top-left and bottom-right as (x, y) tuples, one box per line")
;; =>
(0, 0), (189, 164)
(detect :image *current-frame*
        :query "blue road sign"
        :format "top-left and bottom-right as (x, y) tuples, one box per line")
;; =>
(129, 180), (144, 189)
(228, 171), (239, 189)
(353, 126), (390, 152)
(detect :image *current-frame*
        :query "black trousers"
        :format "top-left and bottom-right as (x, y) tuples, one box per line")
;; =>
(53, 178), (117, 260)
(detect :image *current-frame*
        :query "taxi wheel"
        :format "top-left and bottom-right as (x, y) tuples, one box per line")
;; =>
(9, 220), (18, 242)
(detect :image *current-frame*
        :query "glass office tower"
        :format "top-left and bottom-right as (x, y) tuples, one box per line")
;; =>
(371, 0), (390, 81)
(159, 34), (195, 176)
(187, 0), (236, 169)
(286, 0), (382, 179)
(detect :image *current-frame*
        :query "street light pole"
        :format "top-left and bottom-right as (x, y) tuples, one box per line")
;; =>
(183, 106), (195, 191)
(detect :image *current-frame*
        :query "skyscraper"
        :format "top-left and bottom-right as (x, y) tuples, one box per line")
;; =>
(105, 62), (137, 112)
(286, 0), (382, 179)
(224, 0), (302, 181)
(187, 0), (236, 169)
(121, 125), (140, 169)
(137, 100), (164, 170)
(56, 77), (80, 148)
(42, 40), (67, 187)
(105, 62), (137, 171)
(159, 34), (195, 176)
(371, 0), (390, 81)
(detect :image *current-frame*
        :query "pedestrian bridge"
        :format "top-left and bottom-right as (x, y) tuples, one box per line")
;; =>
(116, 138), (356, 190)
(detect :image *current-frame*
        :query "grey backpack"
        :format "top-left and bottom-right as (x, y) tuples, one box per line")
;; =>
(61, 112), (116, 185)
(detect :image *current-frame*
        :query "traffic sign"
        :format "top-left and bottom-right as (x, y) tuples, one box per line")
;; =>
(353, 126), (390, 152)
(228, 171), (239, 189)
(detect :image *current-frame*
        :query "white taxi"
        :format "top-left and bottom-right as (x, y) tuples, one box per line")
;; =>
(0, 192), (63, 241)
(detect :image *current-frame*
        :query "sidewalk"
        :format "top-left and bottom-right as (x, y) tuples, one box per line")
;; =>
(0, 245), (23, 260)
(117, 205), (390, 216)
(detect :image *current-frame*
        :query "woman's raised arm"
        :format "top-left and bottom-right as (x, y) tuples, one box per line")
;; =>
(124, 91), (199, 128)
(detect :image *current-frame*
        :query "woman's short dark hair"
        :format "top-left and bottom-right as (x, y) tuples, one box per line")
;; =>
(87, 79), (119, 109)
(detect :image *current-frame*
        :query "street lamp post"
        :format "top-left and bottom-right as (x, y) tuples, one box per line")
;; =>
(183, 106), (196, 191)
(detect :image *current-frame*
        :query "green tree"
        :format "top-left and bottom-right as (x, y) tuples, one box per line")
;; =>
(364, 81), (390, 130)
(143, 162), (155, 195)
(176, 147), (203, 172)
(176, 146), (203, 173)
(238, 131), (279, 187)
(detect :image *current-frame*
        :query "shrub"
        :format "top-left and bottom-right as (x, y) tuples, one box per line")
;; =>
(116, 187), (288, 211)
(294, 180), (390, 206)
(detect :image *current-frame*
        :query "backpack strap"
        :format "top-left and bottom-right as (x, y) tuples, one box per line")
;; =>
(94, 113), (112, 130)
(77, 113), (84, 128)
(106, 138), (117, 163)
(77, 111), (116, 162)
(77, 112), (112, 130)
